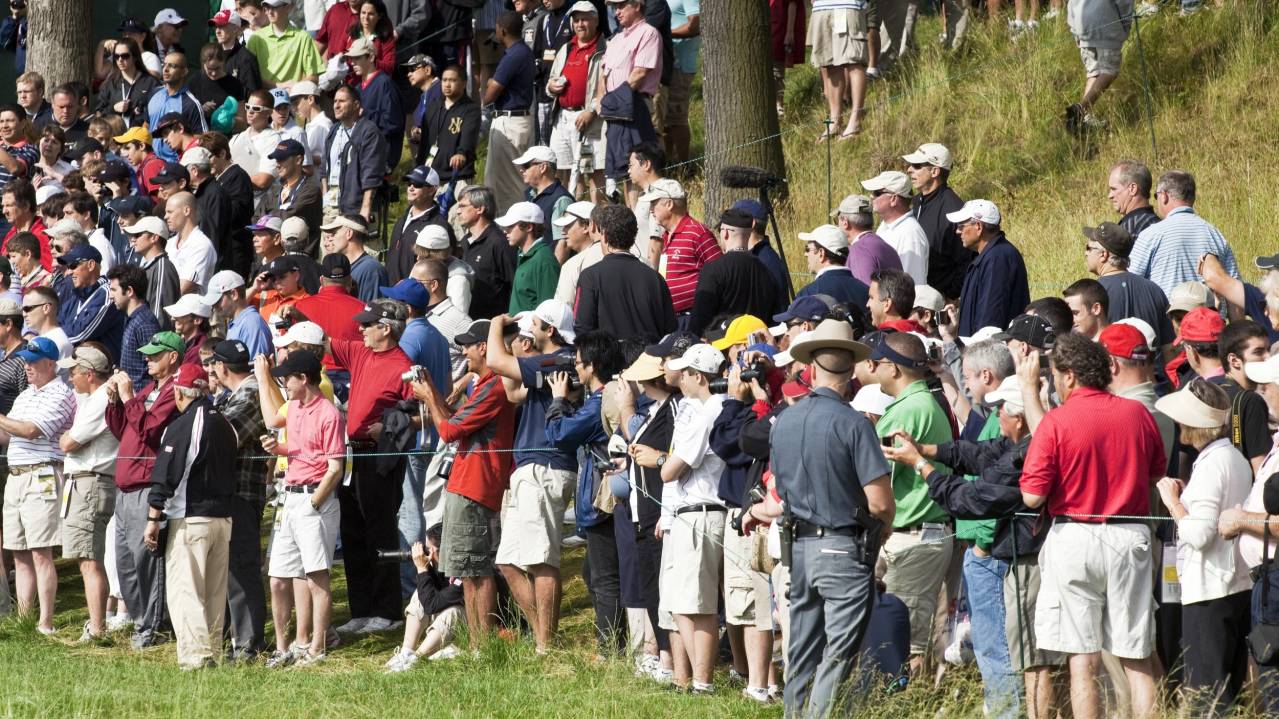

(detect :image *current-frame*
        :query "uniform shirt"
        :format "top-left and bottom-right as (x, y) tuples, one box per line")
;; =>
(877, 214), (930, 285)
(1129, 206), (1239, 297)
(846, 230), (904, 287)
(1097, 271), (1175, 347)
(666, 393), (727, 510)
(877, 380), (954, 528)
(509, 240), (560, 313)
(659, 214), (721, 313)
(492, 41), (536, 111)
(1020, 386), (1165, 519)
(329, 337), (413, 439)
(63, 386), (117, 476)
(167, 229), (218, 293)
(441, 371), (516, 512)
(7, 377), (76, 465)
(771, 387), (891, 528)
(282, 392), (346, 486)
(463, 223), (517, 320)
(246, 25), (325, 87)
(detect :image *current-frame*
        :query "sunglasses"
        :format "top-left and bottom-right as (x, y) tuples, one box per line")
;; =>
(114, 53), (132, 60)
(20, 303), (48, 313)
(245, 104), (268, 113)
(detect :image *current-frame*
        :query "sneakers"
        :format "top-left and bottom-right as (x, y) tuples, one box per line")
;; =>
(727, 669), (747, 685)
(866, 66), (882, 80)
(1008, 19), (1026, 35)
(649, 666), (674, 684)
(742, 686), (772, 703)
(293, 649), (326, 668)
(355, 617), (403, 634)
(75, 621), (108, 645)
(265, 649), (298, 669)
(561, 535), (587, 549)
(105, 614), (133, 633)
(130, 630), (167, 649)
(428, 644), (462, 661)
(385, 647), (419, 673)
(325, 625), (340, 649)
(334, 617), (370, 634)
(1082, 113), (1109, 130)
(691, 682), (715, 695)
(1042, 8), (1060, 19)
(634, 654), (660, 678)
(36, 625), (56, 636)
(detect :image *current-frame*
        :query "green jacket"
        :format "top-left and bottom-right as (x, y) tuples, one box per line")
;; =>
(877, 380), (953, 528)
(509, 239), (561, 313)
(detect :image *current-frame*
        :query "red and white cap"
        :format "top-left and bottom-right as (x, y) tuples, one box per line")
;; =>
(208, 9), (242, 27)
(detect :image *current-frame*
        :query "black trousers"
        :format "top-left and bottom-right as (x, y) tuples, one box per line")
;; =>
(339, 451), (406, 621)
(615, 502), (669, 653)
(584, 517), (625, 653)
(224, 495), (266, 654)
(1181, 590), (1251, 717)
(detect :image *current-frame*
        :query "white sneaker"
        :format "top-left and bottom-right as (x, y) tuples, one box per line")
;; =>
(429, 644), (462, 661)
(742, 686), (771, 703)
(648, 666), (674, 685)
(561, 535), (587, 549)
(634, 654), (660, 677)
(1042, 8), (1060, 19)
(105, 614), (133, 632)
(385, 647), (418, 672)
(335, 617), (370, 634)
(293, 649), (326, 668)
(355, 617), (403, 634)
(1136, 1), (1159, 16)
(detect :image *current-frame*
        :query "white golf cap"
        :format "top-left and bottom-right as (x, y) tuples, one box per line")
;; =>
(533, 299), (576, 344)
(797, 224), (849, 254)
(946, 199), (1002, 226)
(289, 80), (319, 98)
(553, 201), (595, 227)
(46, 218), (83, 237)
(123, 216), (170, 239)
(851, 384), (894, 416)
(830, 194), (871, 219)
(273, 320), (325, 348)
(153, 8), (187, 28)
(512, 146), (557, 166)
(667, 343), (725, 374)
(1246, 354), (1279, 385)
(163, 293), (212, 319)
(179, 146), (213, 168)
(913, 285), (945, 313)
(861, 171), (912, 198)
(415, 224), (452, 250)
(201, 270), (246, 305)
(902, 143), (954, 170)
(983, 375), (1025, 413)
(262, 0), (293, 7)
(638, 178), (685, 203)
(280, 216), (309, 241)
(958, 326), (1002, 345)
(568, 0), (598, 13)
(515, 311), (536, 340)
(1114, 317), (1157, 351)
(344, 37), (374, 58)
(495, 202), (545, 228)
(35, 183), (65, 206)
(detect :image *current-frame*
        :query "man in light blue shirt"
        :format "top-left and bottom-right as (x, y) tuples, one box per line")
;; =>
(202, 269), (274, 360)
(1129, 169), (1238, 297)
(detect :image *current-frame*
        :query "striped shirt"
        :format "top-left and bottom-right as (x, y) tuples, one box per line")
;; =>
(426, 297), (473, 380)
(659, 215), (722, 313)
(7, 377), (76, 466)
(812, 0), (869, 9)
(1129, 206), (1239, 297)
(0, 140), (36, 193)
(0, 350), (28, 414)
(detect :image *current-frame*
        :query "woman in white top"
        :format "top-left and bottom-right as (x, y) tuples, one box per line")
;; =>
(1155, 378), (1253, 715)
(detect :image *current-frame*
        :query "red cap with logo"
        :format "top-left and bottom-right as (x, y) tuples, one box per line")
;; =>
(1174, 306), (1224, 344)
(780, 366), (814, 399)
(174, 363), (209, 390)
(1098, 323), (1150, 361)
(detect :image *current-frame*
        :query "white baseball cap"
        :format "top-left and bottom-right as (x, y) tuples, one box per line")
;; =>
(568, 0), (598, 13)
(514, 311), (536, 340)
(153, 9), (188, 28)
(553, 201), (595, 227)
(902, 143), (954, 170)
(512, 146), (557, 166)
(982, 375), (1025, 413)
(667, 343), (725, 375)
(46, 218), (83, 237)
(280, 216), (309, 241)
(201, 270), (246, 305)
(946, 199), (1002, 226)
(495, 202), (545, 228)
(415, 224), (451, 250)
(344, 37), (375, 58)
(797, 224), (849, 254)
(913, 284), (945, 313)
(179, 146), (213, 168)
(163, 293), (212, 319)
(35, 183), (65, 206)
(958, 326), (1002, 345)
(289, 80), (319, 98)
(861, 171), (912, 198)
(1246, 354), (1279, 385)
(273, 320), (325, 348)
(638, 178), (685, 203)
(851, 383), (894, 416)
(533, 299), (576, 344)
(123, 216), (170, 239)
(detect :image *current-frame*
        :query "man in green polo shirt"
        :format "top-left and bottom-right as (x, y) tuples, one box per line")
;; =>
(499, 202), (560, 314)
(869, 330), (955, 674)
(246, 0), (324, 89)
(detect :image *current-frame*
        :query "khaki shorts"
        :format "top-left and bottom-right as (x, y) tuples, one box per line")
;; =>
(1004, 555), (1066, 672)
(809, 8), (870, 68)
(658, 507), (725, 616)
(62, 473), (117, 561)
(2, 465), (61, 551)
(268, 490), (340, 578)
(494, 464), (576, 569)
(405, 595), (464, 645)
(722, 510), (773, 629)
(1034, 522), (1156, 659)
(662, 71), (694, 130)
(881, 526), (954, 655)
(440, 490), (497, 578)
(1079, 45), (1122, 78)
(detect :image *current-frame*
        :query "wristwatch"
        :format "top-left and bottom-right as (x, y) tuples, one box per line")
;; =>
(656, 453), (667, 468)
(913, 458), (931, 476)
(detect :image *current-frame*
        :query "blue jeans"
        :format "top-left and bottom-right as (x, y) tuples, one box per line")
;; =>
(963, 548), (1021, 719)
(396, 454), (429, 599)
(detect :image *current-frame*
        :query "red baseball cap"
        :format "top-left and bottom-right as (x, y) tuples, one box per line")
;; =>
(1098, 323), (1150, 361)
(174, 363), (209, 390)
(208, 9), (242, 27)
(781, 366), (814, 399)
(1175, 306), (1224, 344)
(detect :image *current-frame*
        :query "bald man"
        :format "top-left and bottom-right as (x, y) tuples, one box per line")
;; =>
(162, 192), (218, 294)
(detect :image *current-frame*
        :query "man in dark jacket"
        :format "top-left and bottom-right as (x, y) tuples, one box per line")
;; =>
(322, 85), (387, 221)
(574, 204), (675, 342)
(143, 362), (237, 670)
(417, 65), (481, 180)
(456, 185), (516, 320)
(387, 165), (453, 284)
(185, 148), (235, 272)
(347, 37), (405, 173)
(904, 143), (971, 300)
(954, 200), (1030, 336)
(688, 209), (782, 336)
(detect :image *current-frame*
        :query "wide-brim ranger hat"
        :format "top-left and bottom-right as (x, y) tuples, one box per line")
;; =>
(787, 319), (870, 365)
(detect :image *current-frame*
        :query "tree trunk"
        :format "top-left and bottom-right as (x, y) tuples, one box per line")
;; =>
(700, 0), (786, 220)
(25, 0), (91, 90)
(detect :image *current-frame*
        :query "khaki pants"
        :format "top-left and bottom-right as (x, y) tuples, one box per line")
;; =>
(165, 516), (232, 668)
(881, 527), (954, 655)
(484, 114), (534, 212)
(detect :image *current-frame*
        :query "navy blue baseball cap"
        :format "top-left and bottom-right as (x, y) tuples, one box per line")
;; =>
(644, 330), (699, 359)
(96, 161), (132, 184)
(380, 278), (430, 310)
(405, 165), (440, 186)
(108, 194), (153, 217)
(267, 139), (305, 161)
(14, 337), (59, 363)
(773, 296), (830, 324)
(730, 198), (765, 221)
(151, 161), (188, 185)
(57, 245), (103, 268)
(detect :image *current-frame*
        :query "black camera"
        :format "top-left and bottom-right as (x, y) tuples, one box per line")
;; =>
(537, 355), (580, 391)
(708, 360), (765, 395)
(730, 485), (767, 535)
(376, 548), (412, 562)
(273, 315), (294, 331)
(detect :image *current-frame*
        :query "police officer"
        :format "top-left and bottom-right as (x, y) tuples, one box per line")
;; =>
(765, 319), (895, 717)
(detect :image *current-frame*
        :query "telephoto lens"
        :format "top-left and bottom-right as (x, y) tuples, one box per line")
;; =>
(375, 549), (413, 562)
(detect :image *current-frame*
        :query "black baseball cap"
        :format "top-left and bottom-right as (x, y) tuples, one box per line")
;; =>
(644, 330), (699, 359)
(321, 253), (351, 280)
(263, 256), (300, 277)
(108, 194), (153, 217)
(118, 17), (148, 33)
(210, 339), (250, 365)
(96, 161), (132, 184)
(269, 348), (322, 378)
(353, 303), (397, 325)
(65, 138), (104, 162)
(151, 161), (189, 185)
(1082, 222), (1134, 258)
(153, 112), (185, 135)
(454, 320), (491, 346)
(718, 208), (754, 231)
(993, 313), (1056, 350)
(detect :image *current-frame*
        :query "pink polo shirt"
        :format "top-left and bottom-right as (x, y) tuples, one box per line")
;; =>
(601, 20), (662, 96)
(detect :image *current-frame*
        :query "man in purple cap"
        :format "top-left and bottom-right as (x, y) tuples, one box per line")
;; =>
(54, 245), (125, 361)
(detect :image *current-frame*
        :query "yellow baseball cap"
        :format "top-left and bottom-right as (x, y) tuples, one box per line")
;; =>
(710, 315), (767, 351)
(113, 126), (151, 145)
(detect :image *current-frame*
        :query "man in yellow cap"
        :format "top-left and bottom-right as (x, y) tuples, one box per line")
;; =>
(114, 126), (168, 198)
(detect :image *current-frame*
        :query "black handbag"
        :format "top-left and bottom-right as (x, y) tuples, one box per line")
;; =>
(1248, 521), (1279, 664)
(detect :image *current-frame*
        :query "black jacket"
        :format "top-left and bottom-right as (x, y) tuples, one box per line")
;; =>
(415, 567), (464, 615)
(573, 252), (675, 343)
(911, 184), (971, 299)
(222, 42), (263, 96)
(928, 436), (1046, 561)
(688, 251), (783, 336)
(417, 94), (481, 180)
(709, 398), (758, 509)
(194, 177), (233, 270)
(215, 163), (256, 277)
(269, 175), (324, 257)
(387, 204), (453, 284)
(631, 395), (676, 530)
(148, 396), (238, 519)
(461, 223), (517, 320)
(323, 118), (387, 217)
(94, 72), (161, 128)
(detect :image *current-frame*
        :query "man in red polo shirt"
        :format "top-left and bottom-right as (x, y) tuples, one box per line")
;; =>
(412, 319), (516, 653)
(1019, 332), (1165, 719)
(291, 253), (363, 398)
(328, 298), (414, 636)
(644, 178), (720, 326)
(546, 2), (607, 197)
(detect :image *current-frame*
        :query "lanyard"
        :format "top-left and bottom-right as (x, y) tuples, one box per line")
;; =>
(544, 11), (570, 49)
